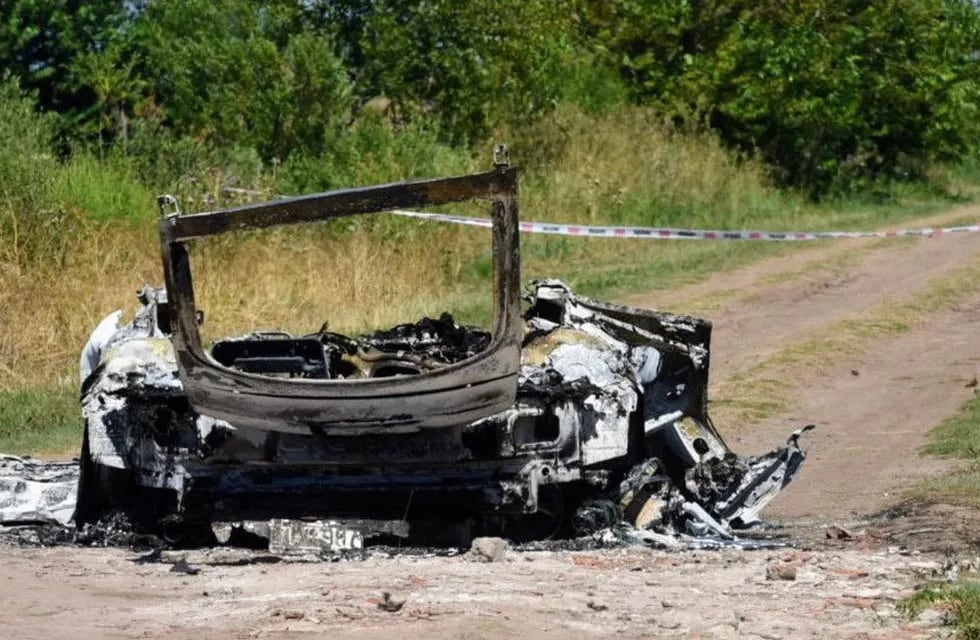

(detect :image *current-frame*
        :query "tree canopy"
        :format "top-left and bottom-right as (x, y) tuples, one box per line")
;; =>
(3, 0), (980, 196)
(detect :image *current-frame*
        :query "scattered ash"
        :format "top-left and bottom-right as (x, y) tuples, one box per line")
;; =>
(0, 524), (76, 547)
(73, 512), (163, 549)
(1, 512), (794, 558)
(513, 535), (621, 553)
(1, 512), (161, 550)
(516, 525), (794, 553)
(364, 545), (462, 560)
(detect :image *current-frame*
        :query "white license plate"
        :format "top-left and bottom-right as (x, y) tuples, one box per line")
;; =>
(267, 518), (364, 554)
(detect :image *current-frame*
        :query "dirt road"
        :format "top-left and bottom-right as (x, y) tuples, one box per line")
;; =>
(2, 206), (978, 639)
(630, 205), (980, 521)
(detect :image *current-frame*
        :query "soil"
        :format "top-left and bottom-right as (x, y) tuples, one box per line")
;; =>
(2, 206), (978, 639)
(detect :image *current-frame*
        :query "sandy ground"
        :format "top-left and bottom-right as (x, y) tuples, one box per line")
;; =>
(0, 541), (971, 640)
(2, 206), (979, 639)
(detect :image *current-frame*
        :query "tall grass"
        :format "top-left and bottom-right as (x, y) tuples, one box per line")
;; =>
(54, 154), (155, 224)
(0, 103), (971, 455)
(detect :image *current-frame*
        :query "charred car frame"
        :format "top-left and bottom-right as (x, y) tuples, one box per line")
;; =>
(76, 151), (809, 548)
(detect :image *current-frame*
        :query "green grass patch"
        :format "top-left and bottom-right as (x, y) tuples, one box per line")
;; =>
(902, 581), (980, 639)
(924, 394), (980, 458)
(55, 153), (156, 223)
(916, 394), (980, 505)
(0, 387), (81, 456)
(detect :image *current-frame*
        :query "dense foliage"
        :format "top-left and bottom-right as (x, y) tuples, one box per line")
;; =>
(2, 0), (980, 197)
(585, 0), (980, 195)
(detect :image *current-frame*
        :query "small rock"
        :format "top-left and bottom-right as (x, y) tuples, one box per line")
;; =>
(169, 557), (200, 576)
(466, 537), (508, 563)
(911, 607), (949, 629)
(842, 590), (883, 599)
(704, 623), (738, 639)
(851, 369), (860, 376)
(661, 600), (675, 609)
(766, 563), (797, 581)
(829, 568), (869, 579)
(908, 560), (942, 572)
(825, 524), (853, 540)
(587, 601), (608, 612)
(377, 592), (405, 613)
(827, 597), (876, 609)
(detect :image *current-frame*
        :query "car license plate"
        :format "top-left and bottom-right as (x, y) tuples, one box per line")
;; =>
(268, 518), (364, 554)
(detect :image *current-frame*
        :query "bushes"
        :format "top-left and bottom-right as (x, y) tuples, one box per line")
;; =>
(278, 116), (477, 194)
(0, 77), (73, 268)
(4, 1), (980, 198)
(328, 0), (576, 144)
(126, 0), (354, 160)
(586, 0), (980, 197)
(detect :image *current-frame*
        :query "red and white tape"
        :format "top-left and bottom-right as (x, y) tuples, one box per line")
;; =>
(390, 209), (980, 241)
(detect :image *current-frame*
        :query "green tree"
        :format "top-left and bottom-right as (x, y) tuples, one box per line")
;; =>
(0, 1), (128, 130)
(111, 0), (353, 160)
(585, 0), (980, 196)
(318, 0), (578, 143)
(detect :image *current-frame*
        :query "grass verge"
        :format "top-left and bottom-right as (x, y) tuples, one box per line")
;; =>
(914, 393), (980, 506)
(902, 581), (980, 639)
(0, 387), (80, 457)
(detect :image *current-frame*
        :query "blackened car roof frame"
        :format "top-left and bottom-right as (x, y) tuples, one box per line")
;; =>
(157, 160), (522, 434)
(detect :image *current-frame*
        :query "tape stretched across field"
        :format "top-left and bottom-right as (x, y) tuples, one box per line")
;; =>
(390, 209), (980, 241)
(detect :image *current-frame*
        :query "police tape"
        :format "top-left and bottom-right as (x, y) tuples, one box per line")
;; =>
(389, 209), (980, 242)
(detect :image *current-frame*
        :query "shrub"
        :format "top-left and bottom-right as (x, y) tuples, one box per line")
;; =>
(0, 76), (74, 268)
(586, 0), (980, 197)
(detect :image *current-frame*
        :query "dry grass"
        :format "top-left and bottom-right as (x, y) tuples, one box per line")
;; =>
(1, 107), (797, 392)
(0, 220), (496, 390)
(516, 106), (790, 227)
(1, 223), (155, 389)
(191, 222), (492, 342)
(0, 105), (971, 455)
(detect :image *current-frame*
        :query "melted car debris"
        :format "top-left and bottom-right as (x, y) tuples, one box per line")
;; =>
(0, 455), (78, 526)
(1, 280), (811, 555)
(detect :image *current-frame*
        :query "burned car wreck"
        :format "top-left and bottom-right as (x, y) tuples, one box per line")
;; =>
(74, 157), (809, 550)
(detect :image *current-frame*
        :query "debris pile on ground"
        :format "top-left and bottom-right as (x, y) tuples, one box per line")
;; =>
(465, 537), (509, 562)
(0, 455), (78, 525)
